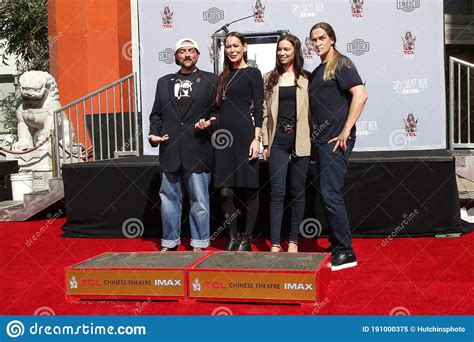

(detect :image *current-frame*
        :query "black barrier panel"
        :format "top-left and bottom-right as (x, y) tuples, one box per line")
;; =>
(61, 151), (471, 239)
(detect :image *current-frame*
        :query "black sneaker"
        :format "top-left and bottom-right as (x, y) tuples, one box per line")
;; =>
(331, 251), (357, 271)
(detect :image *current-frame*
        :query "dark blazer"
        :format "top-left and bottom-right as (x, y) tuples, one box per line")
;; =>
(149, 69), (218, 173)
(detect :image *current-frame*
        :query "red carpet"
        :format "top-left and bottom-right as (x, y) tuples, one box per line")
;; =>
(1, 218), (473, 315)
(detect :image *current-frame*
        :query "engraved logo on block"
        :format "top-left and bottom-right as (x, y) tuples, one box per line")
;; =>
(192, 278), (201, 292)
(69, 276), (78, 289)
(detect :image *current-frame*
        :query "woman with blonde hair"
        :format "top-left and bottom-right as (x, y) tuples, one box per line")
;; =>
(309, 22), (368, 270)
(262, 34), (311, 253)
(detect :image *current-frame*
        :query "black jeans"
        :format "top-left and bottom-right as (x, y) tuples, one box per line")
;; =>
(268, 130), (310, 245)
(313, 139), (355, 253)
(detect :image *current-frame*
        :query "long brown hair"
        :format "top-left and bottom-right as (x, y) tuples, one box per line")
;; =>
(265, 34), (307, 98)
(310, 22), (351, 81)
(215, 32), (248, 107)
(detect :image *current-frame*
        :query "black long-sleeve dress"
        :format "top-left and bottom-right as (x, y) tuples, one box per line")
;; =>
(213, 67), (264, 189)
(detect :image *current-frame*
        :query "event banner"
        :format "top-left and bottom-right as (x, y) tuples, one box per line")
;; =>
(1, 316), (472, 341)
(138, 0), (445, 153)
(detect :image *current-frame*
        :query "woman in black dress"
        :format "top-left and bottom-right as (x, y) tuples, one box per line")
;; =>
(214, 32), (264, 251)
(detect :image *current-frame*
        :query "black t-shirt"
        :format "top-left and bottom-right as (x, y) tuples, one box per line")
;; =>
(174, 71), (198, 115)
(309, 57), (363, 142)
(277, 85), (297, 126)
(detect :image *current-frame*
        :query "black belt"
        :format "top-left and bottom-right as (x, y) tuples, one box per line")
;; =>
(278, 124), (295, 133)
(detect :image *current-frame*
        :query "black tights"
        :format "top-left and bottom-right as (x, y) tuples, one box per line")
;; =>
(219, 187), (259, 235)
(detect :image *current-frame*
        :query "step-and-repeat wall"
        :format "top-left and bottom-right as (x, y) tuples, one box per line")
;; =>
(138, 0), (445, 154)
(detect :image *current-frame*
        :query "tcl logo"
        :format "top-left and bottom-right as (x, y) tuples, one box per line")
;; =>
(205, 281), (226, 288)
(81, 279), (102, 286)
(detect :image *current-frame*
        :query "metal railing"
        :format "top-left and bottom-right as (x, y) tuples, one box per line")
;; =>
(449, 57), (474, 149)
(53, 73), (140, 173)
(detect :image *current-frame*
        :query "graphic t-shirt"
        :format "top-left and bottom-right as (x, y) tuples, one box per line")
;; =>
(309, 57), (363, 142)
(174, 71), (198, 115)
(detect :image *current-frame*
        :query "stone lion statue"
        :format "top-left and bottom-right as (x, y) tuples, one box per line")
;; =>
(12, 71), (73, 151)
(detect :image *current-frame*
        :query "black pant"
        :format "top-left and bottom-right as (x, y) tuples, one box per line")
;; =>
(313, 139), (355, 253)
(268, 130), (310, 245)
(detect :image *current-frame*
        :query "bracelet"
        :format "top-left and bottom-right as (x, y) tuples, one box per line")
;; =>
(254, 136), (262, 142)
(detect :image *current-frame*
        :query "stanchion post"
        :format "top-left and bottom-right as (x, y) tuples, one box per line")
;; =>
(51, 129), (58, 178)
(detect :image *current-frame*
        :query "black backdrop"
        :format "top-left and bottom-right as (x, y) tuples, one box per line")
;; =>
(61, 150), (470, 238)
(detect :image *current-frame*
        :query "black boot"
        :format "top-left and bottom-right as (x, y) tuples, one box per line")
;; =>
(236, 234), (252, 251)
(225, 233), (240, 251)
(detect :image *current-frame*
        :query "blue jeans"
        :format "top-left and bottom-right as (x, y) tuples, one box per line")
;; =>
(159, 171), (211, 248)
(314, 139), (355, 253)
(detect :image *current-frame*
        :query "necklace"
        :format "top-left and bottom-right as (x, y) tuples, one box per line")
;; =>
(222, 69), (241, 100)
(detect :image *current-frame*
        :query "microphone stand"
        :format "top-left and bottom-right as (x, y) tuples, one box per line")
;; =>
(212, 14), (256, 35)
(211, 14), (256, 74)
